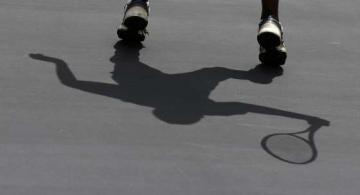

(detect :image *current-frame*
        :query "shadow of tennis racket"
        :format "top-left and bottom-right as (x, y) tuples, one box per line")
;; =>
(261, 120), (329, 164)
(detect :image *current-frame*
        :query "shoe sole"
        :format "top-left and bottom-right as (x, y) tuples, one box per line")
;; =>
(117, 28), (146, 42)
(117, 15), (148, 42)
(124, 16), (148, 31)
(257, 32), (281, 49)
(259, 48), (287, 66)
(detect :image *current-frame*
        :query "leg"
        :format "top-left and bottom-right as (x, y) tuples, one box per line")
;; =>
(261, 0), (279, 20)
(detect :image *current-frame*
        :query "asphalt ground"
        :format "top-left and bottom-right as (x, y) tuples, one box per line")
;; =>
(1, 0), (359, 194)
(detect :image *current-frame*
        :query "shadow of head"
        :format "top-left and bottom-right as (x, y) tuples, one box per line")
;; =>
(153, 106), (204, 124)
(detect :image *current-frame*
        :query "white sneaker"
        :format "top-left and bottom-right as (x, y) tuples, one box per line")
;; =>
(117, 0), (149, 41)
(257, 16), (287, 65)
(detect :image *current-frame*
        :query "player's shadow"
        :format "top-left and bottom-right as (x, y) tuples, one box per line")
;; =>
(29, 40), (330, 164)
(29, 41), (288, 124)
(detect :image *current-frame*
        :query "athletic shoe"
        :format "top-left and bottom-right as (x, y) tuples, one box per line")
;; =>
(257, 16), (287, 65)
(117, 0), (149, 42)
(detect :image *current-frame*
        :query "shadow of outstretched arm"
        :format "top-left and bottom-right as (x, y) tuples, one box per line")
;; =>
(206, 101), (329, 164)
(29, 53), (122, 99)
(208, 101), (330, 127)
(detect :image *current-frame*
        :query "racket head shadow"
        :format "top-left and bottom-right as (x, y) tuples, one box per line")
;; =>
(261, 133), (317, 164)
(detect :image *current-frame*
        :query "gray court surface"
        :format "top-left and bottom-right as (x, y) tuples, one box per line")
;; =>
(1, 0), (359, 194)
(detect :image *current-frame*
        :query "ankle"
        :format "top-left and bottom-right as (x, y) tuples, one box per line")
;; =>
(261, 14), (279, 21)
